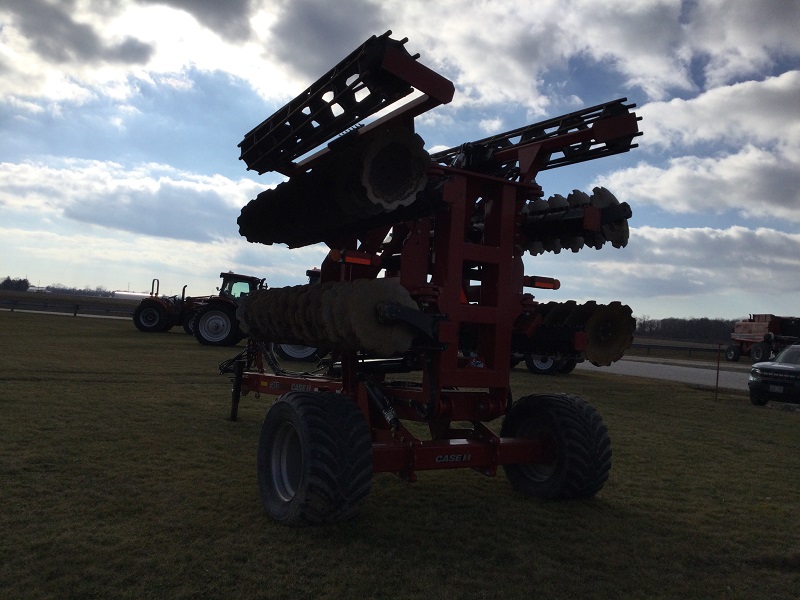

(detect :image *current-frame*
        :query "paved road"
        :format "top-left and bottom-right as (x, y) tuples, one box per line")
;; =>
(576, 356), (751, 391)
(1, 307), (129, 320)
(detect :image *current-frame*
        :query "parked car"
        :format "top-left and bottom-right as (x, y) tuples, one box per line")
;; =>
(749, 344), (800, 406)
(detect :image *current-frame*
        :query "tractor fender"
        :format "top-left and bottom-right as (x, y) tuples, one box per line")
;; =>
(202, 296), (239, 309)
(138, 296), (169, 309)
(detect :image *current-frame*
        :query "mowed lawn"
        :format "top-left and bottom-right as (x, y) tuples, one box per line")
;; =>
(1, 311), (798, 599)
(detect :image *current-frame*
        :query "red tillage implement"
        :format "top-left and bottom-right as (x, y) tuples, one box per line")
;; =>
(226, 32), (641, 525)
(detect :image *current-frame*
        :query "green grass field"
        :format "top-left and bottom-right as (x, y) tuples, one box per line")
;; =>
(1, 311), (798, 599)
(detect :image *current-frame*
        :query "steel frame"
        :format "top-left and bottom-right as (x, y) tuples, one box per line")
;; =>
(231, 32), (640, 483)
(234, 161), (559, 480)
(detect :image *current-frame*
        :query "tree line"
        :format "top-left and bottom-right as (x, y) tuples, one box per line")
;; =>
(1, 276), (30, 291)
(1, 276), (111, 297)
(635, 316), (738, 344)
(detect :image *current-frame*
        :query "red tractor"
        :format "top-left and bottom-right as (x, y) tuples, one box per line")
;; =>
(132, 272), (264, 346)
(225, 32), (641, 525)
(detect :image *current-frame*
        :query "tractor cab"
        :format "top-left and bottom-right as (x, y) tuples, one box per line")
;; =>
(218, 272), (265, 302)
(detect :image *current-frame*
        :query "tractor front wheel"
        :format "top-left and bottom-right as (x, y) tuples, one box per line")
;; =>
(500, 393), (611, 499)
(181, 311), (196, 335)
(193, 304), (240, 346)
(257, 391), (373, 525)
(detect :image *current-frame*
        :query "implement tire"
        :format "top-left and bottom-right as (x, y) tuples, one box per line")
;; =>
(257, 391), (373, 526)
(500, 393), (611, 499)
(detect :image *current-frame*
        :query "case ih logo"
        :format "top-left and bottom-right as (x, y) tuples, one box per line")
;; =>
(290, 383), (314, 392)
(434, 453), (472, 463)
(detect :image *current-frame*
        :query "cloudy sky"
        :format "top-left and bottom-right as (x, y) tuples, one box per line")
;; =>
(1, 0), (798, 319)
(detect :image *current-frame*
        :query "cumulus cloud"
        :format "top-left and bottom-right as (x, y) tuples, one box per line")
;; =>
(564, 0), (693, 99)
(682, 0), (800, 87)
(266, 0), (384, 80)
(2, 0), (152, 65)
(628, 226), (800, 275)
(529, 225), (800, 317)
(609, 226), (800, 309)
(0, 159), (263, 242)
(0, 1), (280, 106)
(639, 70), (800, 151)
(137, 0), (255, 41)
(597, 145), (800, 222)
(597, 71), (800, 224)
(3, 1), (796, 114)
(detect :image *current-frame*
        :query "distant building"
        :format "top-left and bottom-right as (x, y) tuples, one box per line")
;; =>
(111, 290), (151, 300)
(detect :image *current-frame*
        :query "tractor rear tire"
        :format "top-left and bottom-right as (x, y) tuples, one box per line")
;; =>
(133, 302), (168, 332)
(193, 304), (240, 346)
(500, 393), (611, 499)
(257, 391), (373, 526)
(524, 355), (558, 375)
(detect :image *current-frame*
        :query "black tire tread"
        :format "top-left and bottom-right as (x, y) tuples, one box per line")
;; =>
(258, 391), (372, 525)
(500, 393), (611, 499)
(725, 345), (741, 362)
(556, 359), (578, 374)
(132, 302), (168, 332)
(750, 342), (770, 363)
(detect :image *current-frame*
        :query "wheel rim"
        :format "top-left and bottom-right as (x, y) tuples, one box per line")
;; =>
(531, 356), (555, 370)
(279, 344), (317, 360)
(139, 308), (160, 327)
(271, 422), (302, 502)
(517, 420), (558, 481)
(198, 311), (231, 342)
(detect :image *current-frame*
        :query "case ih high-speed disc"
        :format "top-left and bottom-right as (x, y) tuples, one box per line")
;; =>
(224, 31), (642, 525)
